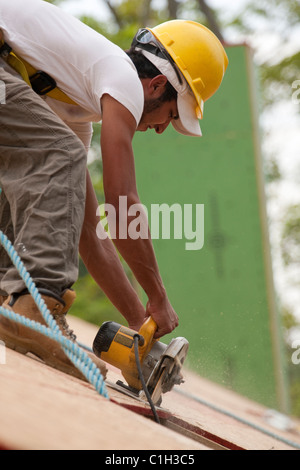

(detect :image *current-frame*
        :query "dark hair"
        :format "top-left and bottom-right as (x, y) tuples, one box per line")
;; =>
(126, 47), (177, 102)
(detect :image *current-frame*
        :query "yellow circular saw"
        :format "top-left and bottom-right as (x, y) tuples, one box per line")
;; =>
(93, 317), (189, 407)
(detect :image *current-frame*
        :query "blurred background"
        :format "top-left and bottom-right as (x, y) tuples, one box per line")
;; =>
(45, 0), (300, 416)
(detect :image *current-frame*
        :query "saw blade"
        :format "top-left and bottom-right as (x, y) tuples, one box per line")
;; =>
(149, 367), (168, 406)
(145, 338), (189, 404)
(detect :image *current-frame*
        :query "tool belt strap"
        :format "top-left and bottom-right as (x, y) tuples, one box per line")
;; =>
(0, 35), (78, 106)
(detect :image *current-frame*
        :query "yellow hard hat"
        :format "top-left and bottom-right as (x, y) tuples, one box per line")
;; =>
(132, 20), (228, 137)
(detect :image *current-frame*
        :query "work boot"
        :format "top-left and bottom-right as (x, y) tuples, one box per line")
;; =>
(0, 295), (8, 306)
(0, 289), (107, 381)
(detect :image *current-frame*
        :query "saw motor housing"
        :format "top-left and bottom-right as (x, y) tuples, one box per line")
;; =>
(93, 317), (189, 404)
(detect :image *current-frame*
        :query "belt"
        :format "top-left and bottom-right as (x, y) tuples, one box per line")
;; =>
(0, 32), (77, 106)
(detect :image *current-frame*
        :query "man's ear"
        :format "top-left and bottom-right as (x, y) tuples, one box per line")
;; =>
(148, 74), (168, 96)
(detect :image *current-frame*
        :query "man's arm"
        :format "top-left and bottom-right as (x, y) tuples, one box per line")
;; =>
(79, 169), (146, 331)
(100, 94), (178, 338)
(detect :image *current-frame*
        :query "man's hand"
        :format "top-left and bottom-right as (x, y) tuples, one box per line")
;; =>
(127, 294), (178, 339)
(146, 295), (179, 339)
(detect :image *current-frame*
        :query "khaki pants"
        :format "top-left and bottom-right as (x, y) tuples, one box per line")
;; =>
(0, 59), (87, 296)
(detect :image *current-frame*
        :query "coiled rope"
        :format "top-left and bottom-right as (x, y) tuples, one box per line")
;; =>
(0, 229), (109, 399)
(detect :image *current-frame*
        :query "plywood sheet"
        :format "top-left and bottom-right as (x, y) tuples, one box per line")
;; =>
(0, 349), (206, 450)
(69, 316), (300, 451)
(0, 315), (299, 451)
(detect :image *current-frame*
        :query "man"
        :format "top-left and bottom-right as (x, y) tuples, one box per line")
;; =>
(0, 0), (228, 380)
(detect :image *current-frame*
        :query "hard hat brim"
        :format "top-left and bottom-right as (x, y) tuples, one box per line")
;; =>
(135, 48), (202, 137)
(172, 92), (202, 137)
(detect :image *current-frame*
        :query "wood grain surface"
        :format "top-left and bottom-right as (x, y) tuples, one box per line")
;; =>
(0, 315), (299, 450)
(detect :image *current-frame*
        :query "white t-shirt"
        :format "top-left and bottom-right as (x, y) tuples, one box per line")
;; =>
(0, 0), (144, 149)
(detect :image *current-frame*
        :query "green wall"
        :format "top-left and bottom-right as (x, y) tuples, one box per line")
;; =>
(133, 46), (288, 410)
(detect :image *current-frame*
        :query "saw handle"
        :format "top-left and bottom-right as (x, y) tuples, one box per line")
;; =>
(135, 317), (157, 363)
(138, 316), (157, 343)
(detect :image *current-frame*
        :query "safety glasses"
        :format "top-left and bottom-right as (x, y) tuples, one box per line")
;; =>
(131, 28), (183, 85)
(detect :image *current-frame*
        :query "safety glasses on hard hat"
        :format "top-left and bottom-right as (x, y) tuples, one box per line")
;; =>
(132, 28), (183, 86)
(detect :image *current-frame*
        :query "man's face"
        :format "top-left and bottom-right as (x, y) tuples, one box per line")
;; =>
(137, 75), (179, 134)
(137, 98), (179, 134)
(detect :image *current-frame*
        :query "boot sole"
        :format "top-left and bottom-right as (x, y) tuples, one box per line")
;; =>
(0, 326), (87, 381)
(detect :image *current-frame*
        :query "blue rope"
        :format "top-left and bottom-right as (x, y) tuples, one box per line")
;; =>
(0, 230), (109, 399)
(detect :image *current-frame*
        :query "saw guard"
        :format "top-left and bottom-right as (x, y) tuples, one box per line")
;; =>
(143, 337), (189, 405)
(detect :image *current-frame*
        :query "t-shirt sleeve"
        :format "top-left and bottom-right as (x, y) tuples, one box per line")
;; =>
(87, 55), (144, 127)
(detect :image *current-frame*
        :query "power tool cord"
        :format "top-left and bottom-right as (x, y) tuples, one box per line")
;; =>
(0, 230), (109, 399)
(133, 334), (160, 424)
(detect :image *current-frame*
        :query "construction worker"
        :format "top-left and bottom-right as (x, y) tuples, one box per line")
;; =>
(0, 0), (228, 380)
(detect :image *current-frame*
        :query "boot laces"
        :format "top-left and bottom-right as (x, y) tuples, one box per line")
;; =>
(53, 313), (77, 342)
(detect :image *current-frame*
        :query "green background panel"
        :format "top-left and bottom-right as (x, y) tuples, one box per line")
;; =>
(133, 46), (287, 409)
